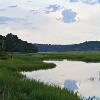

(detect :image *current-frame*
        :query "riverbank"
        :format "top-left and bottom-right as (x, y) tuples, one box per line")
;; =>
(1, 51), (100, 100)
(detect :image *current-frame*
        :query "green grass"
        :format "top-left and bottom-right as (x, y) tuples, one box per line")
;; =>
(1, 51), (100, 100)
(36, 51), (100, 62)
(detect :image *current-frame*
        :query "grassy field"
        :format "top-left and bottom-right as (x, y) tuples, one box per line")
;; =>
(1, 51), (100, 100)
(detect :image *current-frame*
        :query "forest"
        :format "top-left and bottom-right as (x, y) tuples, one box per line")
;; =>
(0, 33), (38, 53)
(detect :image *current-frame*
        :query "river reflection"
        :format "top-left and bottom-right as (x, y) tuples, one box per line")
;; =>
(21, 60), (100, 99)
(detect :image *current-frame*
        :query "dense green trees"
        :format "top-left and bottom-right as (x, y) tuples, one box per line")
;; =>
(0, 35), (5, 51)
(0, 33), (38, 53)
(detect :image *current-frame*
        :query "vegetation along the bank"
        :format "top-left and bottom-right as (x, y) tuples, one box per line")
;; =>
(0, 52), (81, 100)
(1, 51), (100, 99)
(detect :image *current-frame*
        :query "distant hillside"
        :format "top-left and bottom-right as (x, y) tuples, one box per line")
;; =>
(37, 41), (100, 52)
(1, 33), (100, 52)
(0, 33), (38, 53)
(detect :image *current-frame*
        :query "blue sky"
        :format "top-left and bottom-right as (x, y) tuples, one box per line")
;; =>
(0, 0), (100, 44)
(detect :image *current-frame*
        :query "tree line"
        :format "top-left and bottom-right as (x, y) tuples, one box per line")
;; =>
(0, 33), (38, 53)
(37, 41), (100, 52)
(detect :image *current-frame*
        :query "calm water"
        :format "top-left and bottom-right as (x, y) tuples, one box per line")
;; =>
(22, 60), (100, 99)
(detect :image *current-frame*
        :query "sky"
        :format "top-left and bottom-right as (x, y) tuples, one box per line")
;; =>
(0, 0), (100, 44)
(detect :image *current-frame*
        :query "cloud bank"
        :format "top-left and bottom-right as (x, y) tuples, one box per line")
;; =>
(0, 0), (100, 44)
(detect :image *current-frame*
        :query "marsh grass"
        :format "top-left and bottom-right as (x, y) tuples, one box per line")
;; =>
(37, 51), (100, 62)
(1, 51), (100, 100)
(0, 52), (82, 100)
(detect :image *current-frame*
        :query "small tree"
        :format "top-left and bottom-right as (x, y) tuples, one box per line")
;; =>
(0, 35), (8, 59)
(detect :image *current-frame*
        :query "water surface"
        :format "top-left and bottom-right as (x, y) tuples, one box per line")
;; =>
(22, 60), (100, 99)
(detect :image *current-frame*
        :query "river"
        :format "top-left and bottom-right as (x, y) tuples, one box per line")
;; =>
(22, 60), (100, 99)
